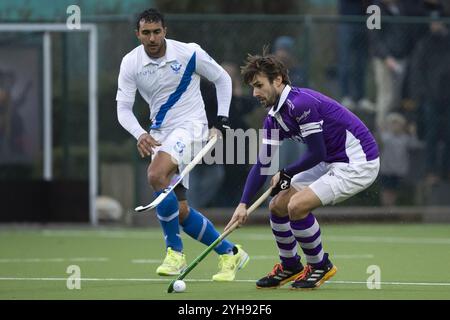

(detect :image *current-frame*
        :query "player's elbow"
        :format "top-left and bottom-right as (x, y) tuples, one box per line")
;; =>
(316, 145), (327, 161)
(216, 69), (232, 87)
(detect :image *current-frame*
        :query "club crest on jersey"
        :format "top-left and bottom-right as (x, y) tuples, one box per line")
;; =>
(170, 62), (182, 74)
(174, 141), (186, 154)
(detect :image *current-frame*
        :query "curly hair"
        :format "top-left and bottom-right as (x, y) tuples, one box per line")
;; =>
(240, 46), (291, 85)
(136, 8), (165, 30)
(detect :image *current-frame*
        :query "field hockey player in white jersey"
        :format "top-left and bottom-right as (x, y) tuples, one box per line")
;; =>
(116, 8), (249, 281)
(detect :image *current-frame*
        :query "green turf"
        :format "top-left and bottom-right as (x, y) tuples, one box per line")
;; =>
(0, 224), (450, 300)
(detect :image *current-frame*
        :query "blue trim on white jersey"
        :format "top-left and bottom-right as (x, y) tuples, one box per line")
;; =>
(151, 52), (197, 129)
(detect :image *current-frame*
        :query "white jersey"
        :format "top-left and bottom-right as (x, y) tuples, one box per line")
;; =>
(116, 39), (226, 131)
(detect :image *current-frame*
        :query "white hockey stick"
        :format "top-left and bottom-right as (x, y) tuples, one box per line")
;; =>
(134, 134), (218, 213)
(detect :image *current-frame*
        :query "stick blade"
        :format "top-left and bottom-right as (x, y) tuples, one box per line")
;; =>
(133, 192), (168, 213)
(167, 280), (176, 293)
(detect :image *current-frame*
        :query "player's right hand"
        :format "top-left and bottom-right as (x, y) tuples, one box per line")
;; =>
(270, 169), (292, 197)
(224, 203), (248, 232)
(137, 133), (161, 158)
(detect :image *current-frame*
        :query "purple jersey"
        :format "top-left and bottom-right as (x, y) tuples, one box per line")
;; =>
(240, 85), (379, 205)
(263, 86), (379, 163)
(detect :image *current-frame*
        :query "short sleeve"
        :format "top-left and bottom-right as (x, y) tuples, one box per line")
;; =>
(116, 56), (137, 103)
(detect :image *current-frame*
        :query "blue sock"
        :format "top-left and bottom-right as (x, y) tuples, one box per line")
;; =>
(155, 190), (183, 252)
(181, 207), (234, 255)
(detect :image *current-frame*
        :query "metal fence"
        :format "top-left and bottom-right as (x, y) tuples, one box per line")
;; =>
(1, 14), (450, 218)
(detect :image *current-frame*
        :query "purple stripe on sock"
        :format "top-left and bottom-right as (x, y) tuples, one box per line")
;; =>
(294, 230), (321, 243)
(273, 229), (293, 238)
(302, 244), (323, 256)
(281, 256), (300, 268)
(309, 253), (329, 268)
(270, 213), (290, 224)
(277, 241), (297, 251)
(290, 213), (315, 231)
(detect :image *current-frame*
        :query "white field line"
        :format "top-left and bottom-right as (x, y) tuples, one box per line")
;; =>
(0, 277), (449, 287)
(33, 230), (450, 245)
(0, 254), (372, 265)
(0, 258), (109, 263)
(131, 259), (162, 264)
(131, 254), (374, 264)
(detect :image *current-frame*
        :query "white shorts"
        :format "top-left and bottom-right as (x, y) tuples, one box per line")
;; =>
(150, 122), (209, 189)
(291, 158), (380, 205)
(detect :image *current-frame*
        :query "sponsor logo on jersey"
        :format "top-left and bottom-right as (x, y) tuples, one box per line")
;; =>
(138, 66), (157, 77)
(296, 109), (311, 122)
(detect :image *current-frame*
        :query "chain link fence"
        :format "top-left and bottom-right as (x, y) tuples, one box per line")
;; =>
(1, 14), (450, 216)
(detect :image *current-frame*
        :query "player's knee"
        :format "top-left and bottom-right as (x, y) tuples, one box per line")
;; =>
(178, 203), (189, 222)
(269, 197), (284, 216)
(287, 199), (309, 219)
(147, 170), (168, 190)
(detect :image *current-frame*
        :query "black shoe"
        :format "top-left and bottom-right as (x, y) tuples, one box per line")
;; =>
(256, 262), (304, 289)
(290, 259), (337, 290)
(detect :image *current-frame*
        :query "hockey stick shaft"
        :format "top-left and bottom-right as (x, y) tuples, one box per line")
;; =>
(167, 187), (272, 293)
(135, 135), (218, 213)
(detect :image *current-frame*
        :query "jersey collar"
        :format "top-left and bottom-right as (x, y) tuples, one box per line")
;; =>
(164, 39), (177, 63)
(141, 39), (177, 67)
(268, 84), (292, 116)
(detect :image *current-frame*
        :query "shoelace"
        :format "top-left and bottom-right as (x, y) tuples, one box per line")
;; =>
(164, 250), (182, 266)
(294, 264), (312, 281)
(268, 263), (284, 277)
(218, 255), (236, 271)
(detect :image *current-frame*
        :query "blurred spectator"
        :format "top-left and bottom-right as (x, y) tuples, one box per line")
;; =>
(187, 77), (225, 208)
(408, 4), (450, 185)
(369, 0), (418, 130)
(338, 0), (375, 113)
(188, 62), (258, 207)
(379, 112), (423, 206)
(273, 36), (305, 87)
(272, 36), (306, 169)
(0, 71), (31, 180)
(214, 62), (258, 206)
(0, 71), (27, 157)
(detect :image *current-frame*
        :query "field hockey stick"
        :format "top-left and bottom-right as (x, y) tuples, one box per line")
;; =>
(167, 187), (273, 293)
(134, 134), (218, 213)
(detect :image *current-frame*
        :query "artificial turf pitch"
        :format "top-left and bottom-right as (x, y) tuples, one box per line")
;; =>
(1, 224), (449, 300)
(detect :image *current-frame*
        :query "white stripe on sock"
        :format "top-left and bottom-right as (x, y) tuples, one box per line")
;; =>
(279, 247), (298, 258)
(291, 219), (320, 238)
(270, 221), (291, 232)
(197, 218), (207, 241)
(299, 236), (322, 249)
(157, 210), (179, 222)
(305, 249), (324, 264)
(274, 235), (296, 244)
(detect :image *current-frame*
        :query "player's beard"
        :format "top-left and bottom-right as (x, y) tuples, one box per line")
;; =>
(260, 87), (278, 109)
(146, 39), (165, 58)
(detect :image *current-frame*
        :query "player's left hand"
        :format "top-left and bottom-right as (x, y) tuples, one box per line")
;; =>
(208, 127), (222, 140)
(216, 116), (231, 135)
(224, 203), (248, 232)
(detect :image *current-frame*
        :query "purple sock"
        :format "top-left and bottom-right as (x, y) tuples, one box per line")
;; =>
(290, 213), (327, 268)
(270, 213), (300, 269)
